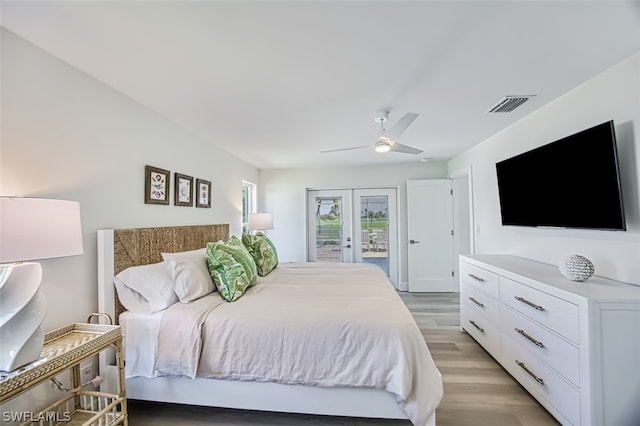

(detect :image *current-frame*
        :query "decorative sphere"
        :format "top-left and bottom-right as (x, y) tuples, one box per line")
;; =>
(559, 255), (594, 282)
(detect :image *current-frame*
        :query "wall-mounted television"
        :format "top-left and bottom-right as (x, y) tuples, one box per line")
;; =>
(495, 120), (626, 231)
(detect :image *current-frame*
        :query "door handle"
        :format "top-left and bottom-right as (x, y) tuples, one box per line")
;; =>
(343, 244), (352, 249)
(409, 240), (420, 244)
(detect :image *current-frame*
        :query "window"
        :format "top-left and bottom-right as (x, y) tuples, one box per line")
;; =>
(242, 181), (257, 233)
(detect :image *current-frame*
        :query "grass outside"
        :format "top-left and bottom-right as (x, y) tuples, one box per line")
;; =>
(316, 218), (388, 242)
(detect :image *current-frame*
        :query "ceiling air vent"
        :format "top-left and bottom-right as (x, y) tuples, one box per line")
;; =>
(486, 95), (534, 113)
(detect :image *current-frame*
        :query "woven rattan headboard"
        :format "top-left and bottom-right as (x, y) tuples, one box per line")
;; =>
(112, 224), (229, 321)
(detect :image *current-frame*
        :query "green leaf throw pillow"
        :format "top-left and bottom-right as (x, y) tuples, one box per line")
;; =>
(206, 236), (258, 302)
(242, 232), (279, 277)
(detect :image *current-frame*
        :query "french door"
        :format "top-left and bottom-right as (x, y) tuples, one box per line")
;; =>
(307, 190), (353, 263)
(307, 188), (398, 286)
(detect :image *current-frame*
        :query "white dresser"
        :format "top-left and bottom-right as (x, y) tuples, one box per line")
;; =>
(459, 254), (640, 426)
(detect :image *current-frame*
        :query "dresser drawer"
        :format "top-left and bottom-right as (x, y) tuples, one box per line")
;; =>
(501, 305), (580, 386)
(460, 261), (499, 299)
(502, 334), (580, 425)
(500, 276), (579, 344)
(460, 283), (500, 326)
(461, 298), (500, 356)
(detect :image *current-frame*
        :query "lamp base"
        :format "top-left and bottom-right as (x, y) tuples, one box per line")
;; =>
(0, 263), (47, 372)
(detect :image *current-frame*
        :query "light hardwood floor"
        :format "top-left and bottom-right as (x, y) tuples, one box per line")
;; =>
(128, 292), (559, 425)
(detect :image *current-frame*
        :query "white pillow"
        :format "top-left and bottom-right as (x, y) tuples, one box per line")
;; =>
(162, 248), (214, 303)
(114, 262), (178, 314)
(161, 248), (207, 264)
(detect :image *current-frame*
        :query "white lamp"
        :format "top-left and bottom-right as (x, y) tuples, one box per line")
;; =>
(247, 212), (273, 232)
(0, 197), (83, 372)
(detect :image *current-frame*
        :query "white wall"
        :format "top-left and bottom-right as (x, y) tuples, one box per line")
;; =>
(448, 52), (640, 285)
(1, 28), (258, 329)
(259, 161), (449, 286)
(1, 27), (258, 417)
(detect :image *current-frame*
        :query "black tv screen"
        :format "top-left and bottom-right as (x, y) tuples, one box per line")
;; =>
(495, 120), (626, 231)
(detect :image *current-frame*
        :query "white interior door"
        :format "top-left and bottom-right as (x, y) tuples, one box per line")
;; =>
(407, 179), (455, 292)
(307, 190), (353, 263)
(452, 172), (472, 292)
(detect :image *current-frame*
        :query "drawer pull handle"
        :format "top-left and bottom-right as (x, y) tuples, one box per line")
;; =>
(468, 297), (485, 308)
(515, 360), (545, 385)
(514, 296), (545, 311)
(515, 328), (545, 348)
(468, 273), (485, 282)
(469, 320), (484, 333)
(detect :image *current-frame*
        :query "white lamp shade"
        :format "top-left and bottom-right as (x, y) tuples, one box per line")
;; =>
(0, 197), (84, 263)
(248, 213), (273, 231)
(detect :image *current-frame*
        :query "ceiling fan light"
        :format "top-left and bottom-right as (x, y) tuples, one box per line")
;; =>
(374, 140), (392, 153)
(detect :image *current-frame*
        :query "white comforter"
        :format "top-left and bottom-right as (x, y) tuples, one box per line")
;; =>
(154, 262), (442, 425)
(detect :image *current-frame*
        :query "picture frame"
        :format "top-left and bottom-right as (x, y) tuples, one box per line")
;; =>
(144, 165), (170, 205)
(174, 173), (194, 207)
(196, 178), (211, 208)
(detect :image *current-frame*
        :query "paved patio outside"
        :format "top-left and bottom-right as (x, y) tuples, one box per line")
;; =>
(316, 244), (389, 276)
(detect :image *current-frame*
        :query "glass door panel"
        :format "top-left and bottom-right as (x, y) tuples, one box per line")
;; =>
(307, 190), (352, 263)
(358, 195), (389, 276)
(352, 188), (397, 284)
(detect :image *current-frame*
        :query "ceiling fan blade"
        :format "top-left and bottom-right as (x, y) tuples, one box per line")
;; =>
(387, 112), (418, 139)
(390, 142), (423, 155)
(320, 145), (370, 153)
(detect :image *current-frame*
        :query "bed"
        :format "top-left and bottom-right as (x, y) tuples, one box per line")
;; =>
(97, 225), (442, 426)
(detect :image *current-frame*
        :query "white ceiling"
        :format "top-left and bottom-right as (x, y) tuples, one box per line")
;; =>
(2, 1), (639, 170)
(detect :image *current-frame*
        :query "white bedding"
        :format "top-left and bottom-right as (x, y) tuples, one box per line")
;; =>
(120, 311), (162, 378)
(126, 262), (442, 426)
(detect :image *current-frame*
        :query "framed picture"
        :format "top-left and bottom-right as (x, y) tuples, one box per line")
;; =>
(174, 173), (194, 207)
(196, 178), (211, 208)
(144, 165), (170, 205)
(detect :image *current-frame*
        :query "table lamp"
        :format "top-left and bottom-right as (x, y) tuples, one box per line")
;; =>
(247, 212), (273, 233)
(0, 197), (83, 372)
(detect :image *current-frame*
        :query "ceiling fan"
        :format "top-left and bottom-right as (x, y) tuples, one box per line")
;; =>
(321, 110), (423, 155)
